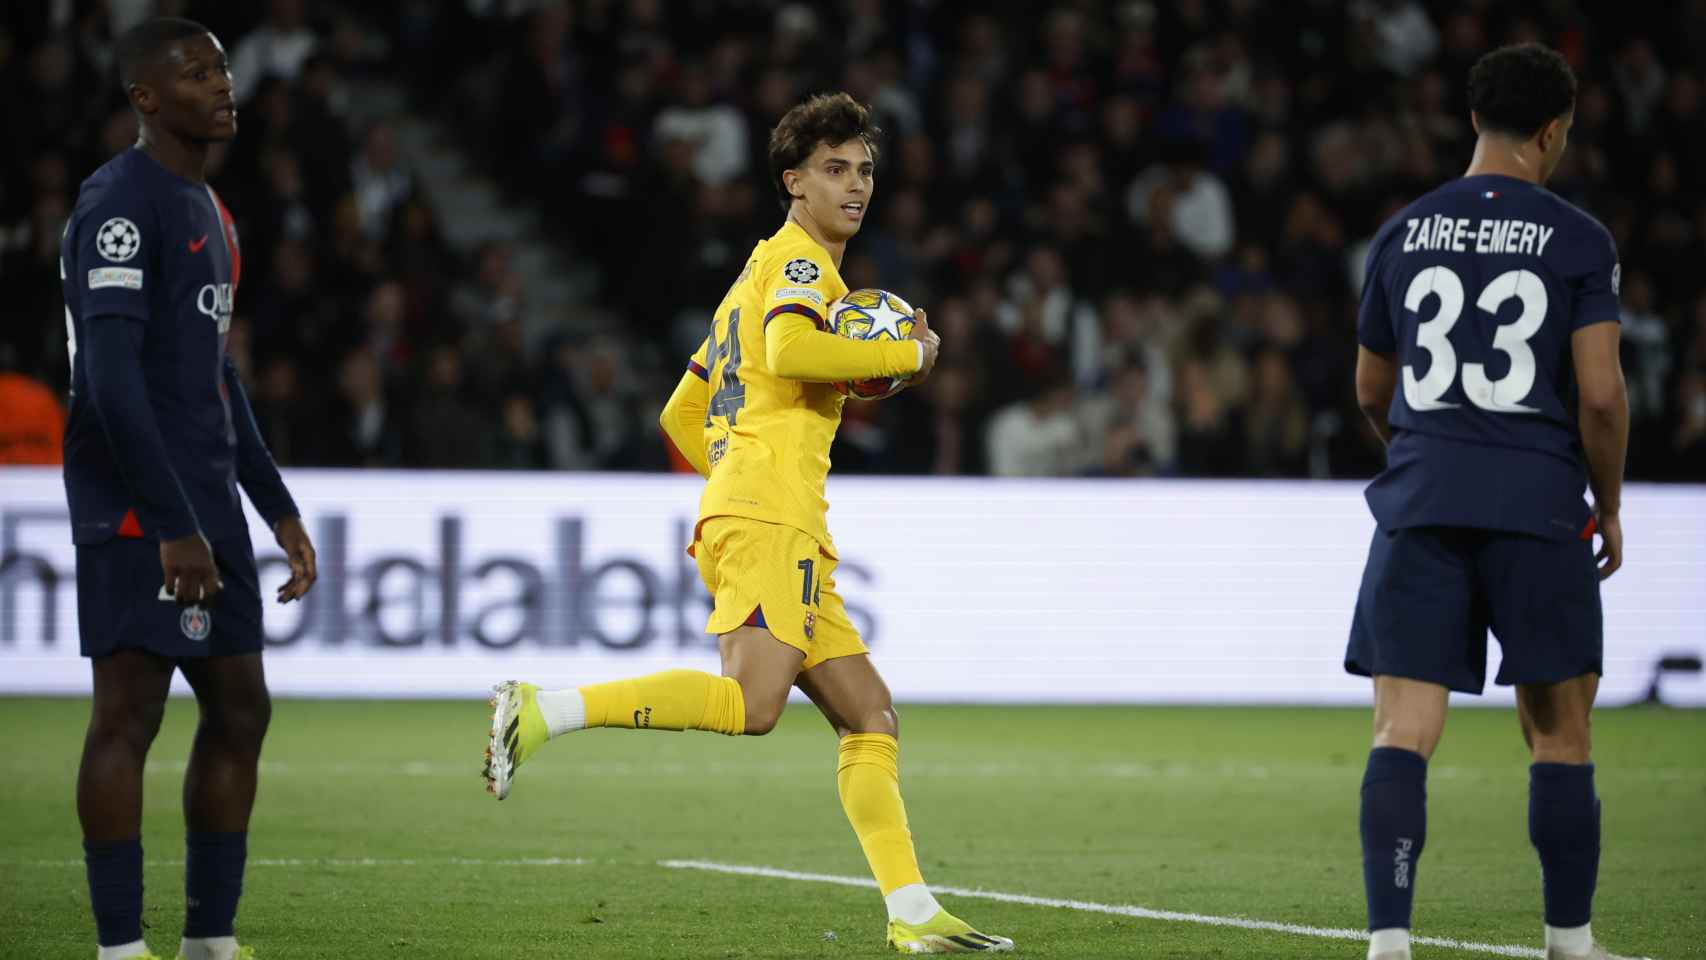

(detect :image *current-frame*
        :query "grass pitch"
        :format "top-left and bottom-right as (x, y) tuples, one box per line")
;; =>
(1, 699), (1700, 959)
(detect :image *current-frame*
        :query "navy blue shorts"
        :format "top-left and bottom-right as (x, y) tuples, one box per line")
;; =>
(77, 533), (264, 660)
(1345, 525), (1602, 694)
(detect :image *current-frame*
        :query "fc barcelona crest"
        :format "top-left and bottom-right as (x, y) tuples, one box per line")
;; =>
(803, 611), (816, 640)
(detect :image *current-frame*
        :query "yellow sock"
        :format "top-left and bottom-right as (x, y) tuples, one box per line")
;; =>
(577, 669), (744, 735)
(837, 733), (925, 895)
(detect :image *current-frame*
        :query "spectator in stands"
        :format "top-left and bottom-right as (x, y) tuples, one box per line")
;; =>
(997, 245), (1100, 389)
(892, 363), (986, 476)
(539, 333), (596, 472)
(1355, 0), (1440, 77)
(1128, 138), (1235, 263)
(328, 348), (404, 468)
(1180, 351), (1248, 477)
(1674, 371), (1706, 478)
(248, 354), (317, 468)
(408, 343), (490, 468)
(230, 0), (318, 105)
(492, 393), (547, 470)
(1243, 347), (1310, 477)
(985, 367), (1082, 477)
(451, 241), (524, 334)
(1613, 37), (1667, 135)
(349, 121), (414, 244)
(0, 189), (69, 380)
(653, 60), (748, 188)
(1081, 352), (1175, 477)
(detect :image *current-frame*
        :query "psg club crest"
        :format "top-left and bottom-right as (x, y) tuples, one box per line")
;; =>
(180, 605), (212, 642)
(782, 258), (821, 284)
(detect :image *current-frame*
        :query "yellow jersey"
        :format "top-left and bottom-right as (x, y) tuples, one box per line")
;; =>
(664, 220), (919, 554)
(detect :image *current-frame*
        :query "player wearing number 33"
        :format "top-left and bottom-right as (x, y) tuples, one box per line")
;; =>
(1346, 44), (1645, 960)
(481, 94), (1010, 953)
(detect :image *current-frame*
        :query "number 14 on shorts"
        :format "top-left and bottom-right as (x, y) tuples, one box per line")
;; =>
(797, 558), (822, 605)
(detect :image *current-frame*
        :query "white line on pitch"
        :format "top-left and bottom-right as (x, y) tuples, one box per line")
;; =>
(658, 860), (1572, 959)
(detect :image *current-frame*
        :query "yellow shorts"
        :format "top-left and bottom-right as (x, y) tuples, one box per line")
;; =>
(694, 516), (867, 671)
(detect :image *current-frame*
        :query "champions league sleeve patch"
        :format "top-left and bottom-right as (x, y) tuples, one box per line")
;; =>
(773, 286), (824, 305)
(88, 267), (143, 290)
(96, 218), (141, 262)
(782, 258), (821, 284)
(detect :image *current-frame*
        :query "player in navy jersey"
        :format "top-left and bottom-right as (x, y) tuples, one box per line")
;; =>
(62, 18), (317, 960)
(1345, 44), (1642, 960)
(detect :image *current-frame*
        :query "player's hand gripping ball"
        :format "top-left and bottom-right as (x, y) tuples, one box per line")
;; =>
(826, 288), (916, 399)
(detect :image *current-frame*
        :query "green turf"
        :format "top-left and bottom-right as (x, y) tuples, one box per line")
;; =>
(1, 699), (1700, 959)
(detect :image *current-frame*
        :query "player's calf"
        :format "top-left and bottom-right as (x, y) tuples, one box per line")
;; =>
(1518, 677), (1605, 955)
(1360, 746), (1428, 960)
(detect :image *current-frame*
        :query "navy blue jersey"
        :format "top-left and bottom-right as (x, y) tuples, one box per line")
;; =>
(61, 147), (295, 545)
(1357, 173), (1620, 542)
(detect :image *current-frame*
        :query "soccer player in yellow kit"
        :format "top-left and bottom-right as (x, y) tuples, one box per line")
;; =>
(482, 93), (1013, 954)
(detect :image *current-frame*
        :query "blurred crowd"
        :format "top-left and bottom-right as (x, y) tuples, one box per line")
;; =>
(4, 0), (1705, 481)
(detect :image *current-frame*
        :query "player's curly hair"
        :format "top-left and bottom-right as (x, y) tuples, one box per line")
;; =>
(1467, 42), (1577, 140)
(768, 92), (882, 213)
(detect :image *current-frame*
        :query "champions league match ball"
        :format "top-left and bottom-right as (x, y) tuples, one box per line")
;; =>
(826, 288), (916, 400)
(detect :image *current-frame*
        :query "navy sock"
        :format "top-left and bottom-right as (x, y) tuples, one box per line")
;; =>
(1360, 746), (1428, 932)
(84, 837), (144, 946)
(1530, 762), (1599, 928)
(184, 830), (248, 938)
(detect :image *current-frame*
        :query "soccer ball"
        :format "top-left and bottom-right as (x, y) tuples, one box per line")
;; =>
(826, 288), (916, 400)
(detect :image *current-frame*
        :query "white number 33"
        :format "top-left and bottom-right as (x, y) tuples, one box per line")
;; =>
(1402, 266), (1547, 414)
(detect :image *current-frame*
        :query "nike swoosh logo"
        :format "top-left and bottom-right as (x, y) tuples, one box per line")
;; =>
(188, 235), (208, 253)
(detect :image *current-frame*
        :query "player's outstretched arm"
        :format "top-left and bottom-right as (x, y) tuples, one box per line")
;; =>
(223, 356), (316, 600)
(660, 358), (712, 478)
(1355, 346), (1398, 446)
(1572, 321), (1628, 579)
(765, 310), (921, 383)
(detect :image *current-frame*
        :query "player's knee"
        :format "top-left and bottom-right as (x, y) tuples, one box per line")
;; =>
(744, 702), (783, 736)
(1528, 717), (1592, 764)
(208, 691), (272, 752)
(1372, 717), (1442, 761)
(90, 698), (166, 757)
(742, 687), (787, 735)
(858, 704), (898, 738)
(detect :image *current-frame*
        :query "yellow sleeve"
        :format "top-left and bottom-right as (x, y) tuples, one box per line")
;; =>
(659, 340), (711, 477)
(764, 310), (922, 382)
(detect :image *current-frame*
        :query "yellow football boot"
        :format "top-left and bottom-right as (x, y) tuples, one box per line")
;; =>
(887, 909), (1013, 953)
(483, 681), (547, 800)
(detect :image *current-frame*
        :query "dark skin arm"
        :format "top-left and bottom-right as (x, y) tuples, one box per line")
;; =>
(272, 516), (317, 602)
(1571, 321), (1628, 580)
(1355, 346), (1399, 446)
